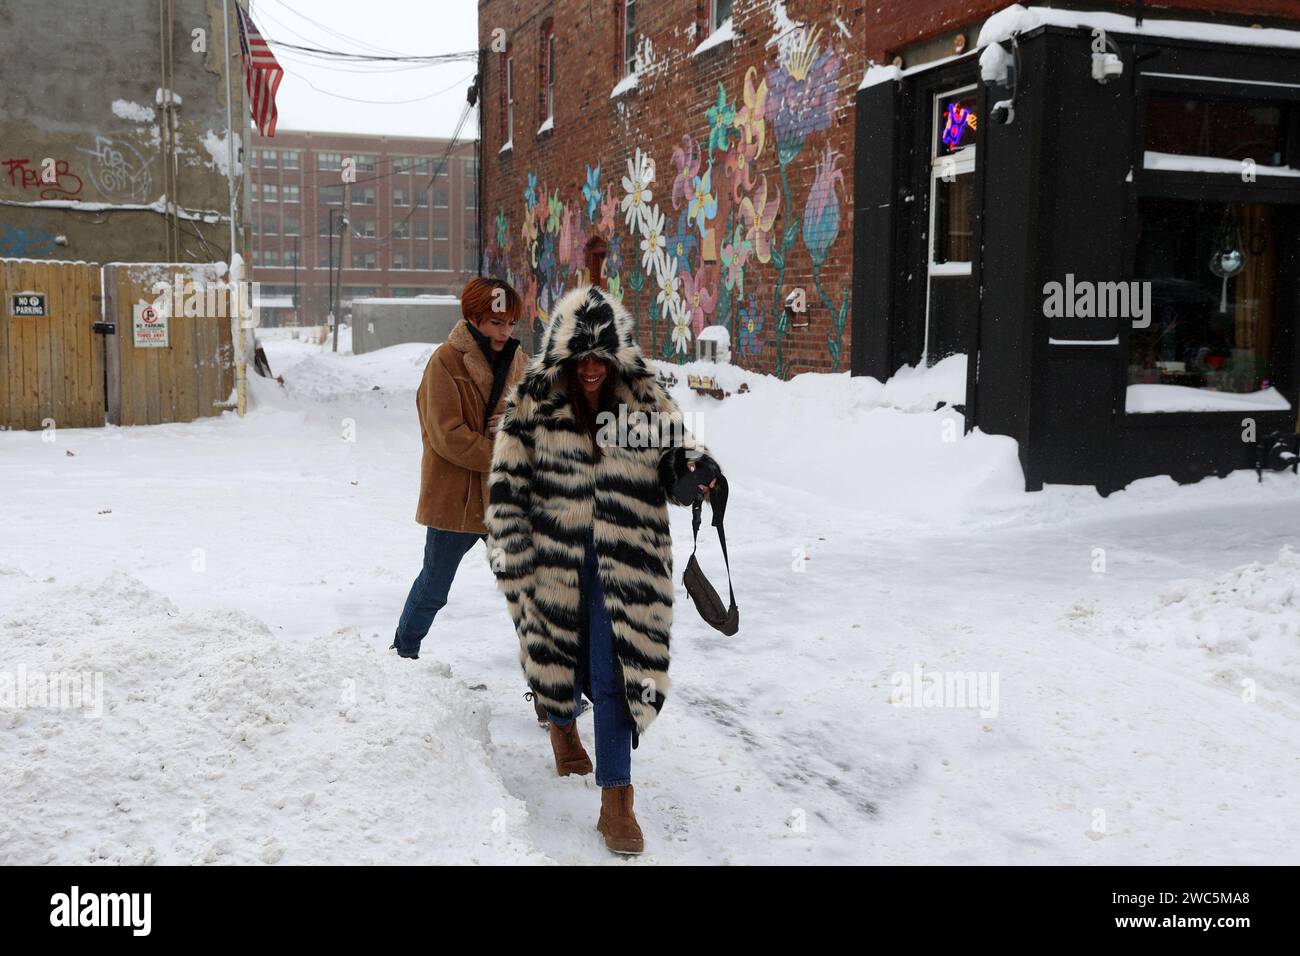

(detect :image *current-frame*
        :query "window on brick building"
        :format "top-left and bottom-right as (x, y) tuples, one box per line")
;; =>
(282, 150), (300, 170)
(620, 0), (637, 77)
(317, 152), (342, 171)
(432, 251), (449, 271)
(711, 0), (733, 32)
(282, 184), (300, 203)
(501, 44), (515, 146)
(393, 188), (409, 207)
(540, 19), (555, 127)
(417, 221), (431, 240)
(283, 215), (300, 236)
(431, 220), (446, 240)
(414, 253), (430, 270)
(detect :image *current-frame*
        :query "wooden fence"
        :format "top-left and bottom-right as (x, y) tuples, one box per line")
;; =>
(0, 258), (104, 430)
(0, 258), (234, 430)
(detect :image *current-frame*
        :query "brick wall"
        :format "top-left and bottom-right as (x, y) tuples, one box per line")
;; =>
(480, 0), (869, 378)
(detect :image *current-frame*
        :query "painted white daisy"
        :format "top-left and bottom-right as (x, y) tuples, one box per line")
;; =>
(669, 297), (692, 354)
(654, 250), (680, 312)
(639, 203), (667, 278)
(620, 147), (655, 234)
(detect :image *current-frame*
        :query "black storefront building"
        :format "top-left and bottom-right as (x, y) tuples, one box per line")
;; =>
(852, 9), (1300, 494)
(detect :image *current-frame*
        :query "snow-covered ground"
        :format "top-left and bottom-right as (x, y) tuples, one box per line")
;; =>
(2, 336), (1298, 865)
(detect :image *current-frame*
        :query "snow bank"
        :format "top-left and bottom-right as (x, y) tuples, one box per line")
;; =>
(1118, 547), (1300, 719)
(0, 572), (545, 865)
(655, 353), (1025, 523)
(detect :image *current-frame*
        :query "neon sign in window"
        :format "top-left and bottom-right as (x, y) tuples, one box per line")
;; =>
(940, 95), (978, 152)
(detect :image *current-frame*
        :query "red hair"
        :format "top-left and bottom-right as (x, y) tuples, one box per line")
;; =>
(461, 277), (522, 325)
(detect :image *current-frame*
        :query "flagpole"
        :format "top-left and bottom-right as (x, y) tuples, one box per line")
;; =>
(222, 0), (246, 416)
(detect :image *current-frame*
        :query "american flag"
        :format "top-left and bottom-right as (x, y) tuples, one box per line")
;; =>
(235, 2), (284, 137)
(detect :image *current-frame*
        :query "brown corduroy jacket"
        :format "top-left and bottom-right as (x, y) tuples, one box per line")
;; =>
(416, 319), (528, 533)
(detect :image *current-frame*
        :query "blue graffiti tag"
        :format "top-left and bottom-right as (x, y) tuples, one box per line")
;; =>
(0, 224), (59, 258)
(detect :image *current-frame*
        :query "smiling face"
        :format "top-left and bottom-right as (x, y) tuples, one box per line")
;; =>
(575, 355), (609, 401)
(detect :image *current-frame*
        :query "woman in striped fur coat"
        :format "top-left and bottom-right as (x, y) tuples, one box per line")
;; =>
(485, 284), (722, 855)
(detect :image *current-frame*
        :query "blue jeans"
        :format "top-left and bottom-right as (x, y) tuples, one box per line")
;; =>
(549, 532), (634, 789)
(394, 527), (486, 654)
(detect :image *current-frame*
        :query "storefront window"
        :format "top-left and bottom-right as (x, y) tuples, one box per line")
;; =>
(1129, 199), (1288, 408)
(1146, 95), (1288, 166)
(934, 173), (973, 264)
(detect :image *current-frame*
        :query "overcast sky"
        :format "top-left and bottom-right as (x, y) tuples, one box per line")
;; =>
(247, 0), (480, 139)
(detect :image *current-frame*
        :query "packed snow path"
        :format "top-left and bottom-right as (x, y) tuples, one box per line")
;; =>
(2, 335), (1297, 864)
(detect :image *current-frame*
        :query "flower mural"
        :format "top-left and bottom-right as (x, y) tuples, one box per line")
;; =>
(802, 146), (844, 265)
(639, 203), (667, 279)
(720, 224), (752, 298)
(582, 163), (601, 224)
(655, 254), (680, 313)
(668, 297), (692, 354)
(621, 147), (655, 233)
(598, 184), (617, 237)
(671, 134), (700, 211)
(765, 25), (840, 167)
(688, 163), (718, 238)
(705, 84), (736, 160)
(665, 209), (698, 274)
(737, 296), (765, 356)
(494, 208), (509, 248)
(740, 174), (780, 264)
(680, 264), (716, 336)
(803, 145), (851, 372)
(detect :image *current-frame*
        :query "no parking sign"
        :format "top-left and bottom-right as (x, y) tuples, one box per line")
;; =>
(132, 302), (169, 348)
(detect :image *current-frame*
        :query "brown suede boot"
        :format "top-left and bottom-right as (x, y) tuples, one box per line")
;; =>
(597, 784), (645, 855)
(549, 719), (593, 776)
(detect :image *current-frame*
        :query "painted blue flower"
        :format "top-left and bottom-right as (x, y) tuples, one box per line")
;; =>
(738, 297), (766, 355)
(665, 210), (698, 274)
(688, 164), (718, 237)
(582, 163), (601, 224)
(524, 171), (538, 211)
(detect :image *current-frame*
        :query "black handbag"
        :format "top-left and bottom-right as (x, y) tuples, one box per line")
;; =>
(682, 474), (739, 636)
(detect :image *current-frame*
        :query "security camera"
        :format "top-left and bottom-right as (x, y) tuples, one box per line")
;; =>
(990, 98), (1015, 125)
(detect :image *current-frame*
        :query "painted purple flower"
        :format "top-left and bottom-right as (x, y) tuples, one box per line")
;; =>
(764, 26), (841, 166)
(802, 145), (845, 265)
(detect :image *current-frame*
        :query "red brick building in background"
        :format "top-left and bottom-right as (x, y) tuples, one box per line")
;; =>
(247, 130), (477, 326)
(478, 0), (1300, 378)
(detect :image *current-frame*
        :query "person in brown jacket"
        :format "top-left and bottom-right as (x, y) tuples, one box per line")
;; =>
(391, 277), (529, 661)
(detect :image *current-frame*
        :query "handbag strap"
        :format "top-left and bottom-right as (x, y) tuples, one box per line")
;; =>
(690, 474), (735, 608)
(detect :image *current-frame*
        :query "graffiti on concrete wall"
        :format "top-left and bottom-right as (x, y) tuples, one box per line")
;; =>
(3, 157), (85, 200)
(0, 224), (59, 258)
(76, 135), (153, 202)
(485, 18), (853, 376)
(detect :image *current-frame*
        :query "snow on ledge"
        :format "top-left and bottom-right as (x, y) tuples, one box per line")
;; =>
(859, 64), (902, 90)
(497, 139), (513, 154)
(692, 18), (734, 56)
(536, 115), (554, 136)
(978, 3), (1300, 52)
(1126, 384), (1292, 414)
(1144, 151), (1300, 178)
(610, 73), (639, 99)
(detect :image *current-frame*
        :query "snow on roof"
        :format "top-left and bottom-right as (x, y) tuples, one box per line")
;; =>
(863, 3), (1300, 90)
(977, 3), (1300, 51)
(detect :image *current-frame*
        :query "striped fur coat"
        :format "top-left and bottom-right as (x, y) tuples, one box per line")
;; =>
(485, 285), (717, 738)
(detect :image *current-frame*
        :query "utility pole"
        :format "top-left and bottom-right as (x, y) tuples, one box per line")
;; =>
(333, 180), (349, 353)
(327, 207), (336, 342)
